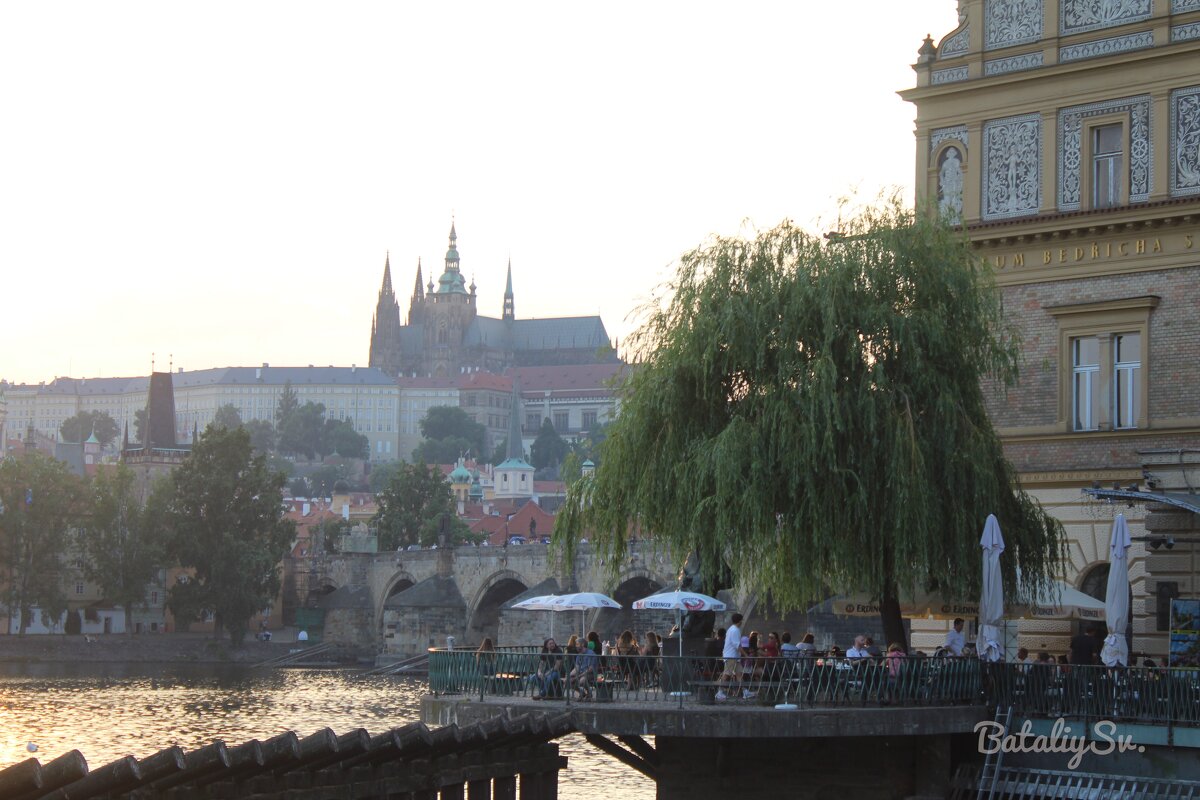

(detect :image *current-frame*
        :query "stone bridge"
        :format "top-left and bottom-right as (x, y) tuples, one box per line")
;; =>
(290, 542), (681, 659)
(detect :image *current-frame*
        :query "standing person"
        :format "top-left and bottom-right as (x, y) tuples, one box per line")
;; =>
(1069, 624), (1101, 665)
(476, 637), (497, 678)
(945, 619), (966, 656)
(715, 613), (744, 701)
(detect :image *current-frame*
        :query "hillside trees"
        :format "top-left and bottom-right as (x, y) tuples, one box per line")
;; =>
(60, 411), (119, 447)
(373, 462), (470, 550)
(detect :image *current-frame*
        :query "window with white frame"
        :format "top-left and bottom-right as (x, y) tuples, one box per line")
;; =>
(1113, 332), (1141, 430)
(1092, 124), (1123, 209)
(1072, 336), (1101, 431)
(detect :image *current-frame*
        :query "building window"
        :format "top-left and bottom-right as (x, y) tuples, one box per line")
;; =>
(1049, 296), (1157, 433)
(553, 411), (570, 432)
(75, 582), (84, 595)
(1072, 337), (1100, 431)
(151, 591), (159, 604)
(526, 413), (541, 430)
(582, 410), (597, 429)
(1092, 124), (1122, 209)
(1113, 332), (1141, 430)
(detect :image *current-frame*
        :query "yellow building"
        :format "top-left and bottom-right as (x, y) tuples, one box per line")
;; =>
(903, 0), (1200, 659)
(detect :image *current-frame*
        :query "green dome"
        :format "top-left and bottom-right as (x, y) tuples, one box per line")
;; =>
(450, 465), (472, 483)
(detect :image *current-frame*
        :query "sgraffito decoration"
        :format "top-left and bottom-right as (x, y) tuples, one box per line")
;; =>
(1171, 86), (1200, 196)
(941, 26), (970, 57)
(1058, 96), (1151, 210)
(985, 0), (1044, 50)
(1060, 0), (1152, 36)
(983, 114), (1042, 220)
(1059, 31), (1154, 61)
(984, 52), (1045, 75)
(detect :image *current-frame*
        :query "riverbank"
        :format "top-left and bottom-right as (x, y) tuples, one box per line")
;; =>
(0, 631), (310, 664)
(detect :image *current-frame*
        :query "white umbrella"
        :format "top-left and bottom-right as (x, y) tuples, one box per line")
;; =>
(977, 514), (1005, 662)
(631, 590), (727, 659)
(1102, 514), (1132, 667)
(1019, 581), (1106, 620)
(512, 595), (566, 639)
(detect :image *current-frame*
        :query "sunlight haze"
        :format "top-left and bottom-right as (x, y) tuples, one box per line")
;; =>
(0, 1), (957, 384)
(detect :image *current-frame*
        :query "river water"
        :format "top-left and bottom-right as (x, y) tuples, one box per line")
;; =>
(0, 663), (655, 799)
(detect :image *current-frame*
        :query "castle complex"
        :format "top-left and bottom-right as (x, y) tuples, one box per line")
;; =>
(368, 224), (618, 378)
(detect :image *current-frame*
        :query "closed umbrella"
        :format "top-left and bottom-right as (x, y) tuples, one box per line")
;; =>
(1101, 513), (1132, 667)
(977, 514), (1005, 662)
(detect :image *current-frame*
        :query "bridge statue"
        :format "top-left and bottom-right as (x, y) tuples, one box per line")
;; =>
(676, 550), (731, 641)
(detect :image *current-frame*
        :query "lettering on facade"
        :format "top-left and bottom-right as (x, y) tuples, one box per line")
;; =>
(988, 231), (1195, 270)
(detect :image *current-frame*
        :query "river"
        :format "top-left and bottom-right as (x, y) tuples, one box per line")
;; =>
(0, 663), (655, 798)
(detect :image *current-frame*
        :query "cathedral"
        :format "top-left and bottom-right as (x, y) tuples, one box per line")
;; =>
(368, 224), (618, 378)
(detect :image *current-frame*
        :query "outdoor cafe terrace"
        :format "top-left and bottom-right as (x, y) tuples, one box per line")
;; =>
(424, 648), (1200, 746)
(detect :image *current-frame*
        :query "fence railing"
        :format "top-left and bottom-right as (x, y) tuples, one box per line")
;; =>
(988, 662), (1200, 729)
(428, 650), (985, 708)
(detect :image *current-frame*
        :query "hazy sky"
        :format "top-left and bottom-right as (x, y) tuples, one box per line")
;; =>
(1, 2), (957, 385)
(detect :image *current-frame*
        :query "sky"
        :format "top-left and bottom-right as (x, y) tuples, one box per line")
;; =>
(0, 2), (959, 386)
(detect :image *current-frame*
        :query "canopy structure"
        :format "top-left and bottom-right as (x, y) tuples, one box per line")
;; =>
(822, 581), (1104, 621)
(632, 591), (726, 660)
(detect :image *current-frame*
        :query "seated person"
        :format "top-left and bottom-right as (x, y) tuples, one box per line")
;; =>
(535, 639), (565, 698)
(570, 640), (601, 699)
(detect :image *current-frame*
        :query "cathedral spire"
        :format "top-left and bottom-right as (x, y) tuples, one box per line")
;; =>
(380, 252), (394, 297)
(412, 258), (424, 303)
(503, 258), (515, 322)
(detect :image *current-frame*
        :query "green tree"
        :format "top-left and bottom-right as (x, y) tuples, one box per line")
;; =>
(556, 205), (1065, 651)
(60, 410), (119, 448)
(163, 426), (294, 645)
(530, 418), (568, 470)
(279, 402), (326, 460)
(324, 418), (369, 459)
(134, 408), (148, 444)
(0, 453), (87, 634)
(373, 462), (470, 550)
(288, 477), (310, 497)
(211, 404), (243, 431)
(491, 437), (509, 467)
(244, 419), (276, 454)
(413, 435), (474, 465)
(275, 381), (299, 428)
(368, 461), (403, 494)
(307, 463), (348, 496)
(560, 450), (583, 485)
(77, 465), (168, 635)
(414, 406), (486, 463)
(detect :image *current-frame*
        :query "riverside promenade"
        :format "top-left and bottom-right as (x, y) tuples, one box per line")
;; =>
(421, 648), (988, 799)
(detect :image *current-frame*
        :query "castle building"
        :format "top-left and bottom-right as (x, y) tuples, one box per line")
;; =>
(904, 0), (1200, 659)
(368, 224), (619, 378)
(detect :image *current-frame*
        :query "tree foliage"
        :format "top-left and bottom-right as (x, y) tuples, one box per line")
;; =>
(415, 406), (486, 463)
(373, 462), (470, 550)
(77, 464), (168, 635)
(279, 402), (326, 460)
(134, 408), (148, 444)
(244, 419), (276, 454)
(0, 453), (88, 634)
(324, 418), (368, 459)
(163, 426), (294, 645)
(530, 418), (568, 470)
(60, 410), (119, 447)
(212, 404), (243, 431)
(555, 204), (1065, 648)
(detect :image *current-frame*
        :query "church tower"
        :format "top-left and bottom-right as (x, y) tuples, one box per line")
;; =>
(423, 222), (478, 377)
(368, 254), (404, 377)
(502, 258), (515, 322)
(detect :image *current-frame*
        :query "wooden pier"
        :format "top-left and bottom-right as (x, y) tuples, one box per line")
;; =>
(0, 714), (571, 800)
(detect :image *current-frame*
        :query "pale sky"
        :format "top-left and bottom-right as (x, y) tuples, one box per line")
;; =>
(1, 2), (958, 386)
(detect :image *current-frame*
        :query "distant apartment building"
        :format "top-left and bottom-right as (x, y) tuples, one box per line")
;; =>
(1, 365), (402, 461)
(515, 363), (625, 441)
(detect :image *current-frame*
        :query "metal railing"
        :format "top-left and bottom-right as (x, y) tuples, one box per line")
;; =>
(428, 649), (985, 708)
(987, 662), (1200, 730)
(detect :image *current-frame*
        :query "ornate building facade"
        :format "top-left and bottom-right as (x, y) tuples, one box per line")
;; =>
(905, 0), (1200, 659)
(368, 224), (618, 378)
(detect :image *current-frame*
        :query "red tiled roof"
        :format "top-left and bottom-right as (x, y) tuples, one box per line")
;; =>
(511, 364), (627, 391)
(459, 372), (513, 392)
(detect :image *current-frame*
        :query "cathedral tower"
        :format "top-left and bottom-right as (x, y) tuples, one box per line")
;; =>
(368, 254), (404, 377)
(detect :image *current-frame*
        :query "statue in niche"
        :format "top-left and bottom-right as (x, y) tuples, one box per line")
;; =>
(939, 147), (964, 219)
(1006, 144), (1022, 213)
(676, 550), (732, 640)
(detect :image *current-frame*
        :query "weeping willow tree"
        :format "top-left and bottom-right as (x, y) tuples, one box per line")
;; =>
(555, 202), (1065, 650)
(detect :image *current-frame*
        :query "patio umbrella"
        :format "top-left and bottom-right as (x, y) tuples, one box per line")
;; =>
(1018, 581), (1106, 621)
(631, 590), (727, 659)
(512, 595), (566, 639)
(548, 592), (622, 641)
(977, 514), (1005, 662)
(1101, 513), (1132, 667)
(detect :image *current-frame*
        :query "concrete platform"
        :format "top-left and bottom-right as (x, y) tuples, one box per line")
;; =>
(421, 694), (988, 738)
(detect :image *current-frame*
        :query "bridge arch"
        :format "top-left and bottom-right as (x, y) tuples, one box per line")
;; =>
(592, 569), (668, 640)
(376, 571), (418, 643)
(466, 569), (532, 647)
(305, 577), (338, 607)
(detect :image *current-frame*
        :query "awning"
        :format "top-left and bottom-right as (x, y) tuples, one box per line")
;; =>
(1083, 487), (1200, 515)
